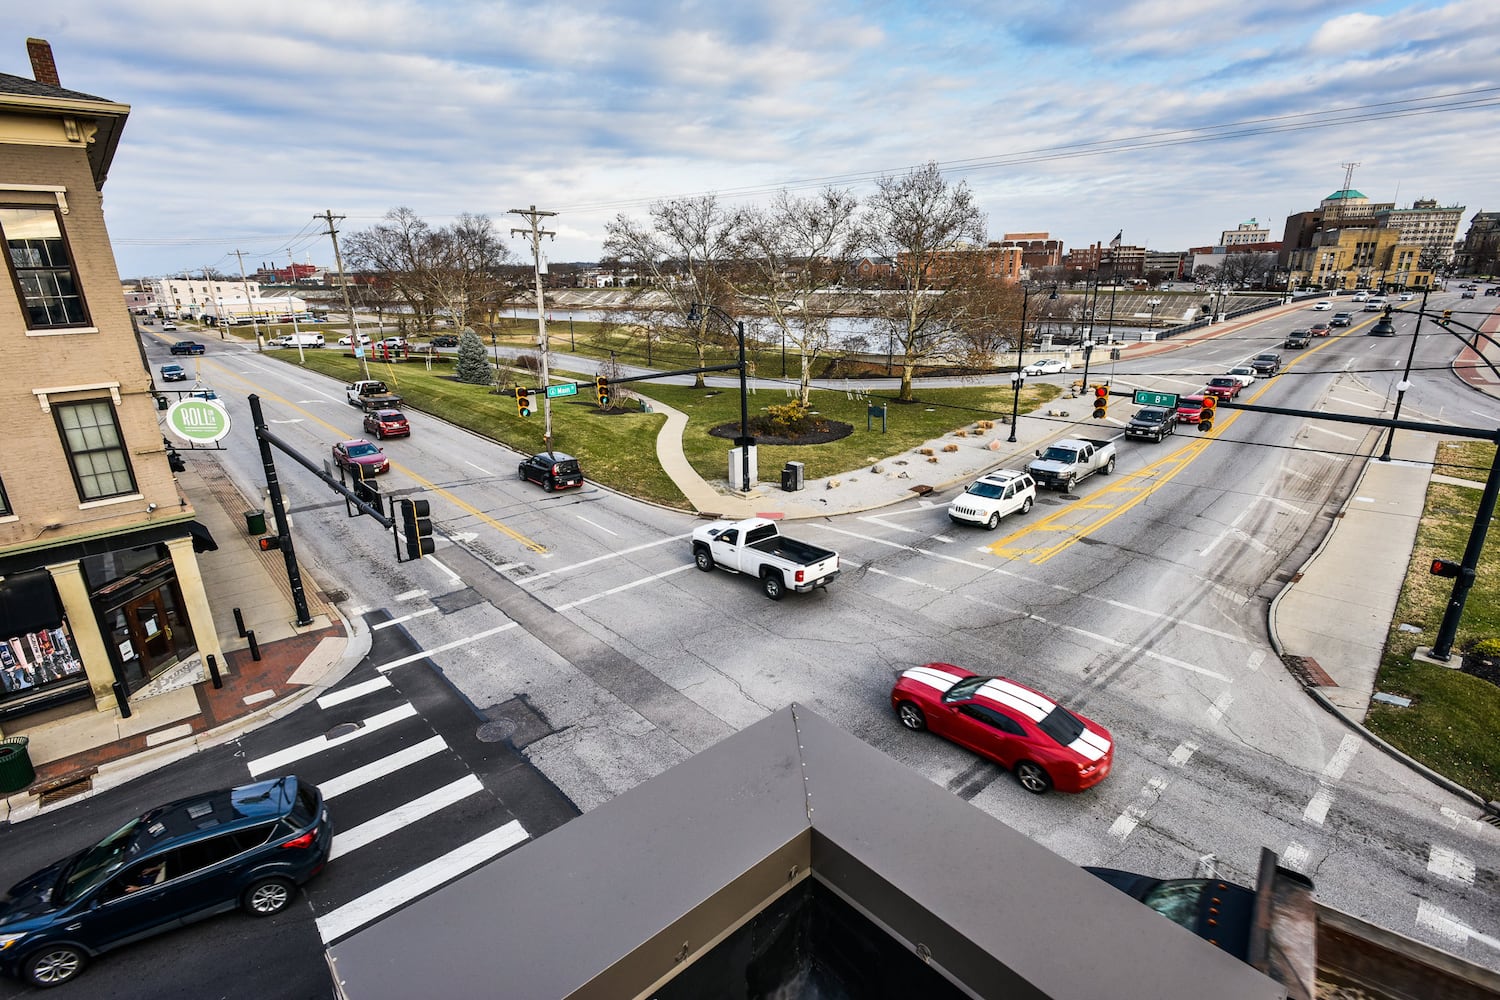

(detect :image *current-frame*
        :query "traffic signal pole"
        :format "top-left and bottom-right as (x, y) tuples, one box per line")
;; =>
(510, 206), (556, 452)
(1433, 441), (1500, 660)
(249, 395), (314, 626)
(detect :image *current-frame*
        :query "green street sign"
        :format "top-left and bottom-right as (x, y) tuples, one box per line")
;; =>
(545, 382), (579, 399)
(1132, 390), (1179, 408)
(166, 399), (231, 444)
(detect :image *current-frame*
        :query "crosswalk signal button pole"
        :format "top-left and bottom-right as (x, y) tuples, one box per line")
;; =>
(1199, 394), (1217, 432)
(595, 375), (610, 407)
(515, 386), (531, 418)
(1430, 558), (1462, 578)
(1092, 384), (1108, 419)
(400, 498), (435, 559)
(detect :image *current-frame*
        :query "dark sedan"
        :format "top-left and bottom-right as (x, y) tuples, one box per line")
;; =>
(159, 364), (187, 382)
(518, 451), (583, 492)
(1250, 353), (1281, 376)
(169, 341), (205, 356)
(332, 439), (389, 475)
(362, 409), (410, 439)
(430, 335), (460, 348)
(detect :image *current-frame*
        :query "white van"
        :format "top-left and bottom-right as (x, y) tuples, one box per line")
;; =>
(270, 333), (325, 348)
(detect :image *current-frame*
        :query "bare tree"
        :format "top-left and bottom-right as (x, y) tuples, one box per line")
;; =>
(1217, 252), (1275, 289)
(736, 188), (863, 403)
(604, 196), (746, 387)
(858, 163), (988, 400)
(345, 207), (441, 329)
(428, 213), (516, 329)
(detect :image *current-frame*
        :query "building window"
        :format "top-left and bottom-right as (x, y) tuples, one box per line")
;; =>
(0, 474), (10, 516)
(55, 400), (136, 501)
(0, 206), (88, 328)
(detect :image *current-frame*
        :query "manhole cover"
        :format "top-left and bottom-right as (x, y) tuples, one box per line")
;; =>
(326, 722), (361, 739)
(476, 720), (514, 744)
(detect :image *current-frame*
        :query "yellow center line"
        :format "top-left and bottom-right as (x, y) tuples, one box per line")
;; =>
(192, 348), (549, 554)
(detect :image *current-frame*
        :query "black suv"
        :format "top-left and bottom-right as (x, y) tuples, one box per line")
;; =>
(518, 451), (584, 492)
(1125, 406), (1178, 442)
(430, 334), (460, 348)
(0, 776), (331, 988)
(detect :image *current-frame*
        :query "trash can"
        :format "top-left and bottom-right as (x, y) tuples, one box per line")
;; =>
(0, 736), (35, 793)
(781, 461), (804, 492)
(244, 510), (266, 535)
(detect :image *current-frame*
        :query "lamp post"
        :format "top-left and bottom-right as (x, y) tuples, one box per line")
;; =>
(687, 302), (754, 493)
(1379, 290), (1429, 461)
(569, 312), (575, 351)
(1009, 284), (1058, 442)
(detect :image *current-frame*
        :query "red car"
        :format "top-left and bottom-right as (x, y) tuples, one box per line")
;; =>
(890, 663), (1113, 794)
(332, 439), (389, 476)
(1176, 394), (1207, 424)
(1310, 321), (1331, 337)
(362, 409), (410, 439)
(1203, 377), (1242, 401)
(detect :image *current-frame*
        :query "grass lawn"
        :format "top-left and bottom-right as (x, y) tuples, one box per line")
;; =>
(1365, 440), (1500, 801)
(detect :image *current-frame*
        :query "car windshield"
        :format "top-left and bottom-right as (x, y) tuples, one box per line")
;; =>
(58, 816), (143, 903)
(346, 443), (380, 457)
(1135, 410), (1165, 423)
(1036, 705), (1086, 747)
(379, 412), (406, 422)
(1039, 446), (1078, 463)
(1209, 379), (1233, 387)
(943, 675), (989, 701)
(1140, 881), (1210, 930)
(966, 482), (1006, 499)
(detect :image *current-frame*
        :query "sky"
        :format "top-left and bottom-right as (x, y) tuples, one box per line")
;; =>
(9, 1), (1499, 279)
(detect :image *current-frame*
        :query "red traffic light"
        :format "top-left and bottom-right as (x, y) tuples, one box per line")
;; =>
(1430, 559), (1462, 578)
(1094, 384), (1108, 399)
(258, 536), (282, 551)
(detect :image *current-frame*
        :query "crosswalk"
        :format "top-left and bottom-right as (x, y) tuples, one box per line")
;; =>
(237, 632), (538, 946)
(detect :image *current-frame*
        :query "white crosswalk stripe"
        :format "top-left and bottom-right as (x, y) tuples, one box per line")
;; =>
(329, 774), (485, 860)
(318, 736), (448, 800)
(246, 703), (418, 777)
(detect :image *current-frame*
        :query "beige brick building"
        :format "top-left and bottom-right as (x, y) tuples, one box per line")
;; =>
(0, 40), (222, 727)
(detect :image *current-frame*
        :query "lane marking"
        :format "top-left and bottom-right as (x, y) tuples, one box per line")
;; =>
(858, 514), (921, 534)
(465, 460), (493, 476)
(315, 820), (529, 944)
(1303, 787), (1333, 826)
(1440, 805), (1485, 833)
(1307, 425), (1357, 441)
(576, 516), (618, 536)
(1427, 845), (1477, 885)
(317, 676), (393, 710)
(1108, 814), (1137, 840)
(1168, 741), (1198, 766)
(1416, 900), (1500, 953)
(556, 564), (695, 611)
(376, 622), (519, 673)
(394, 589), (427, 602)
(319, 736), (448, 800)
(1322, 734), (1361, 782)
(247, 703), (419, 777)
(328, 774), (485, 860)
(373, 607), (439, 630)
(426, 558), (461, 584)
(1282, 841), (1311, 872)
(1206, 691), (1233, 723)
(520, 532), (692, 583)
(1108, 777), (1170, 843)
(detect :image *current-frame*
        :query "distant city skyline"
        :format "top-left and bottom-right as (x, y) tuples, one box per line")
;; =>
(9, 1), (1497, 278)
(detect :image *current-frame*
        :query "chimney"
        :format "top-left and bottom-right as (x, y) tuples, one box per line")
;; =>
(26, 38), (60, 87)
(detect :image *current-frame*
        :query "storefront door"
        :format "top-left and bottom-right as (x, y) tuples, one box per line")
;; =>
(110, 585), (194, 693)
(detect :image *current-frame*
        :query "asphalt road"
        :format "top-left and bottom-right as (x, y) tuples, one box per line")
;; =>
(100, 293), (1500, 981)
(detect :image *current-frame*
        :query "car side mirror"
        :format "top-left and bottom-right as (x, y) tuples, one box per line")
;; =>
(1034, 449), (1042, 457)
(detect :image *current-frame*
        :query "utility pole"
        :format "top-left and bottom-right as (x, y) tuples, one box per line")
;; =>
(510, 205), (557, 452)
(319, 210), (368, 379)
(232, 249), (262, 349)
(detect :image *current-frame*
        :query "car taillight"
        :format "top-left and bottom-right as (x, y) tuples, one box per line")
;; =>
(551, 465), (560, 475)
(281, 831), (316, 850)
(795, 570), (805, 583)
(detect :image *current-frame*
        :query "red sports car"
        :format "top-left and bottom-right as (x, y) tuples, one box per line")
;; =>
(890, 663), (1113, 794)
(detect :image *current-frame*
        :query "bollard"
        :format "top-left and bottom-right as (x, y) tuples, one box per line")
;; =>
(206, 653), (223, 689)
(233, 607), (246, 638)
(112, 681), (132, 719)
(246, 629), (262, 662)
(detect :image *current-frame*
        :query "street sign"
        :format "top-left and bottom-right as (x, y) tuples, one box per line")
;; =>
(545, 382), (579, 399)
(1133, 390), (1179, 408)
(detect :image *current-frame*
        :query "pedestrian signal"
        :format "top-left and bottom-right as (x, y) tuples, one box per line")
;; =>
(1091, 384), (1109, 419)
(515, 386), (532, 418)
(1430, 559), (1462, 578)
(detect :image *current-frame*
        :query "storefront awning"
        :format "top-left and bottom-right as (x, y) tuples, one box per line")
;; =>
(187, 521), (218, 553)
(0, 570), (64, 635)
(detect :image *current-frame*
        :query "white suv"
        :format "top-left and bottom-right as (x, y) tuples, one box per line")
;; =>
(948, 470), (1037, 530)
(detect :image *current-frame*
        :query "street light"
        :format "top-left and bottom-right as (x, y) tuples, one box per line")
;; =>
(687, 302), (754, 493)
(1379, 291), (1428, 461)
(1010, 284), (1058, 442)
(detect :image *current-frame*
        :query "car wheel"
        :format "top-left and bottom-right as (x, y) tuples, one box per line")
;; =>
(242, 876), (295, 917)
(542, 477), (554, 493)
(985, 512), (1000, 531)
(694, 547), (715, 572)
(1064, 474), (1077, 492)
(23, 944), (86, 988)
(518, 464), (527, 481)
(762, 572), (785, 601)
(896, 701), (926, 731)
(1103, 456), (1116, 475)
(1020, 496), (1033, 514)
(1015, 760), (1052, 795)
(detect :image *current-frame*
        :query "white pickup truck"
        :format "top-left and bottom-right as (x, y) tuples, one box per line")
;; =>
(1026, 437), (1118, 491)
(691, 517), (840, 600)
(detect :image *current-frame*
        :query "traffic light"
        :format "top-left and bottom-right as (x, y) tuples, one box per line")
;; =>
(595, 375), (610, 407)
(1430, 558), (1462, 578)
(399, 497), (435, 559)
(1439, 309), (1453, 326)
(1091, 384), (1109, 419)
(1198, 394), (1217, 433)
(515, 386), (532, 418)
(353, 474), (381, 512)
(257, 536), (281, 551)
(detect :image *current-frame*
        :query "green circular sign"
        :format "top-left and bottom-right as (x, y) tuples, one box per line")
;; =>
(166, 399), (231, 443)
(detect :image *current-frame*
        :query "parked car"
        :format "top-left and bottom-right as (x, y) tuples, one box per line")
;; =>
(518, 451), (583, 492)
(947, 469), (1036, 530)
(1203, 376), (1242, 401)
(890, 663), (1113, 794)
(338, 333), (372, 346)
(1176, 394), (1207, 424)
(0, 776), (330, 989)
(1021, 358), (1068, 376)
(1329, 312), (1353, 327)
(1124, 406), (1177, 443)
(1399, 292), (1416, 301)
(430, 335), (460, 348)
(362, 409), (410, 439)
(1083, 868), (1255, 961)
(1311, 301), (1332, 311)
(1310, 321), (1331, 337)
(332, 439), (389, 476)
(377, 337), (408, 350)
(159, 364), (187, 382)
(160, 320), (178, 331)
(169, 341), (204, 355)
(1250, 352), (1282, 376)
(1224, 366), (1257, 386)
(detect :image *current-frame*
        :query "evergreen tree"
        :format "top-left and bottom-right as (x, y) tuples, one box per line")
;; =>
(454, 329), (492, 384)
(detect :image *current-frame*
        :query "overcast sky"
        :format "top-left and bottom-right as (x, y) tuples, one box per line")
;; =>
(11, 1), (1499, 278)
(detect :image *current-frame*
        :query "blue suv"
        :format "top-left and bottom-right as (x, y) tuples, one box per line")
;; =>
(0, 776), (331, 988)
